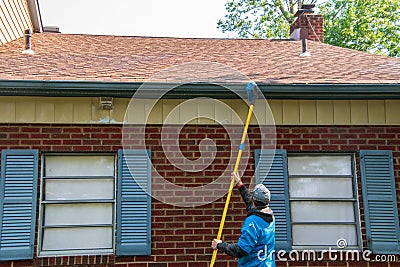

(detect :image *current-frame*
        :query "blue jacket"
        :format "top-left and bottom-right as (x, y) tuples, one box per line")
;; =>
(217, 185), (276, 267)
(237, 213), (275, 267)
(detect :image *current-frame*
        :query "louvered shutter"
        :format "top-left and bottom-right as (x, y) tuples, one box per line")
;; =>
(116, 150), (151, 256)
(360, 150), (400, 254)
(0, 150), (39, 260)
(255, 149), (292, 251)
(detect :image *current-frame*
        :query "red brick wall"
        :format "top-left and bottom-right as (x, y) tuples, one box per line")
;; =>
(0, 124), (399, 267)
(290, 14), (324, 42)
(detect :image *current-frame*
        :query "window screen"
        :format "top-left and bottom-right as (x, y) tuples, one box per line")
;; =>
(39, 155), (115, 256)
(288, 155), (360, 249)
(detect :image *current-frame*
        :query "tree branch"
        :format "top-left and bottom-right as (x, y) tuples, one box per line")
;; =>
(331, 1), (348, 20)
(289, 0), (294, 14)
(275, 0), (292, 23)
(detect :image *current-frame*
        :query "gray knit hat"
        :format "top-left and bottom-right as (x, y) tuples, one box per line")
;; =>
(252, 184), (271, 206)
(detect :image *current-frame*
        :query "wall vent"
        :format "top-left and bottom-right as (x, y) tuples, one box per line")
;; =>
(99, 97), (113, 110)
(43, 26), (60, 33)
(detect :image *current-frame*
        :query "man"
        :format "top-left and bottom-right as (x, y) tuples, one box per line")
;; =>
(211, 172), (275, 267)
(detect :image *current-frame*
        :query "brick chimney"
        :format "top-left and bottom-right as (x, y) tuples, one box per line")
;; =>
(290, 4), (324, 42)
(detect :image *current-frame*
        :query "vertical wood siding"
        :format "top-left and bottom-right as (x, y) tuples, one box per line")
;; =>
(0, 0), (32, 45)
(0, 97), (399, 125)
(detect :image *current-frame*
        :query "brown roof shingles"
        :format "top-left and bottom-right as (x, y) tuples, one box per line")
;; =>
(0, 33), (399, 84)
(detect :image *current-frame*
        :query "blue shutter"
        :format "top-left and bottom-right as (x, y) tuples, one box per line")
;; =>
(116, 149), (151, 256)
(0, 150), (39, 260)
(255, 149), (291, 251)
(360, 150), (400, 254)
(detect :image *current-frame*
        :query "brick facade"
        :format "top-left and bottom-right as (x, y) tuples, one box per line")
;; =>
(290, 13), (324, 42)
(0, 124), (399, 267)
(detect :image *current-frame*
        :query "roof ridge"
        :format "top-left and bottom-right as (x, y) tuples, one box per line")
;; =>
(38, 32), (277, 41)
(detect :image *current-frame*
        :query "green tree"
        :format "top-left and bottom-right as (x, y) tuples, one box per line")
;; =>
(218, 0), (400, 57)
(320, 0), (400, 57)
(217, 0), (316, 39)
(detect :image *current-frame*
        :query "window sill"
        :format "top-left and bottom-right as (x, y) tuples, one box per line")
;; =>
(38, 249), (114, 257)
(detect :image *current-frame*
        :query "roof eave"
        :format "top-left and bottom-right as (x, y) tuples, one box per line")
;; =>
(27, 0), (43, 33)
(0, 80), (399, 100)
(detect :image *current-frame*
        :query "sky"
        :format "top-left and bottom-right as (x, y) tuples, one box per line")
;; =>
(38, 0), (232, 38)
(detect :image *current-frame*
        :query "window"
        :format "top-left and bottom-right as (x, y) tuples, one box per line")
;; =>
(39, 155), (115, 256)
(0, 149), (151, 259)
(288, 155), (361, 249)
(255, 150), (365, 251)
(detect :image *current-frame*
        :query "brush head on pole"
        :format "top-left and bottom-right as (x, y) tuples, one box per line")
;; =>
(246, 81), (259, 105)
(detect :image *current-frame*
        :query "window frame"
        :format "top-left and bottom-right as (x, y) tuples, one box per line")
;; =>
(37, 153), (117, 257)
(287, 152), (363, 251)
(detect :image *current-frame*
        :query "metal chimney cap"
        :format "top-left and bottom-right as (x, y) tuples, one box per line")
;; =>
(301, 4), (316, 10)
(295, 4), (316, 17)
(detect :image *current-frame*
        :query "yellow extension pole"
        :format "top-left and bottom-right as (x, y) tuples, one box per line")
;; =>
(210, 104), (255, 267)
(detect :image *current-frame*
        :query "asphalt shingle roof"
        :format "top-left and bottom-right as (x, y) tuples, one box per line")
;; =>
(0, 33), (399, 84)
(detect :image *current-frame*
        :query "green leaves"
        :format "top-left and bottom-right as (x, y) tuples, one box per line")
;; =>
(320, 0), (400, 57)
(217, 0), (297, 38)
(218, 0), (399, 57)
